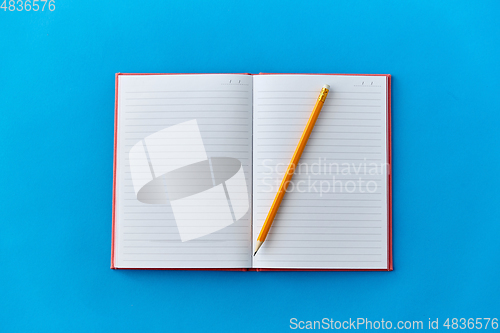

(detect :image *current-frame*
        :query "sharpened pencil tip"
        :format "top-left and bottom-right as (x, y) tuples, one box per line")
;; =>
(254, 240), (263, 256)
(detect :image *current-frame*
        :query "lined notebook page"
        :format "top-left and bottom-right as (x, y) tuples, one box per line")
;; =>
(252, 75), (389, 269)
(114, 74), (253, 269)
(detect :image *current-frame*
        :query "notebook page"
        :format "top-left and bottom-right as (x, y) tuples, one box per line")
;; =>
(252, 75), (388, 269)
(114, 74), (253, 269)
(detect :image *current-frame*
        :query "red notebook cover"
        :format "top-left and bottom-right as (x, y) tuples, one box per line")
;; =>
(111, 73), (392, 271)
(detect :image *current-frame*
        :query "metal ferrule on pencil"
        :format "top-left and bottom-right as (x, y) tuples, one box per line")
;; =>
(318, 87), (329, 102)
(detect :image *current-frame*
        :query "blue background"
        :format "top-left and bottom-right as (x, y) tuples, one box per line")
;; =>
(1, 0), (499, 331)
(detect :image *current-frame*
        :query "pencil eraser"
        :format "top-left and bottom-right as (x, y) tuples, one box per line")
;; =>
(323, 84), (330, 89)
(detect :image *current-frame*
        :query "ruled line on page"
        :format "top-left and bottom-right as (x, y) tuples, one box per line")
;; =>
(123, 259), (250, 262)
(125, 110), (251, 113)
(255, 130), (382, 134)
(253, 199), (382, 202)
(123, 252), (249, 255)
(258, 97), (381, 101)
(125, 116), (248, 120)
(257, 104), (381, 107)
(124, 243), (250, 249)
(253, 260), (382, 263)
(126, 96), (249, 100)
(257, 90), (382, 94)
(258, 117), (382, 120)
(125, 124), (250, 127)
(256, 143), (382, 146)
(127, 103), (249, 106)
(254, 110), (382, 113)
(259, 123), (382, 128)
(126, 90), (250, 93)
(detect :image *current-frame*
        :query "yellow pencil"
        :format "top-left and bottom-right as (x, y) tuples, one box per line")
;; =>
(254, 84), (330, 256)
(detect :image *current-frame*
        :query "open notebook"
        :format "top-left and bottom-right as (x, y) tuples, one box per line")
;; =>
(112, 73), (392, 271)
